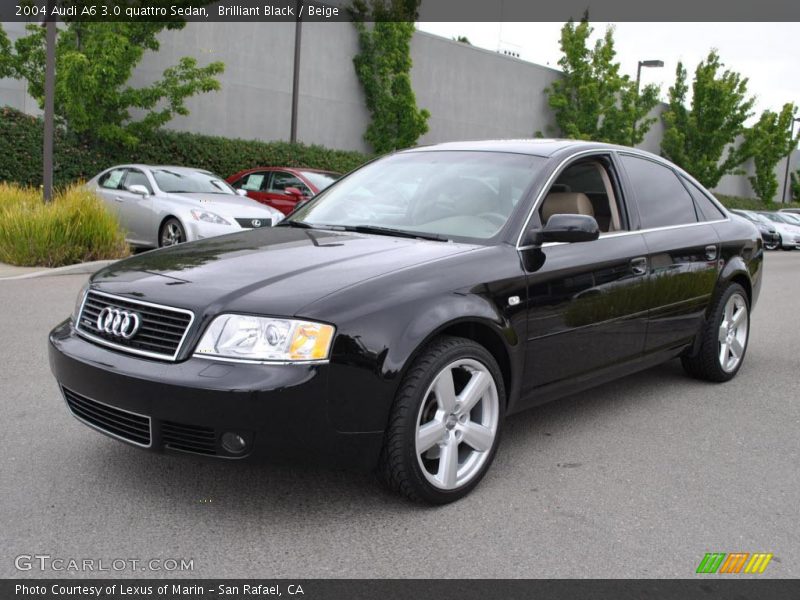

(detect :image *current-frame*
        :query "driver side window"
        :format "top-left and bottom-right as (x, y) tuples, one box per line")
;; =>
(270, 172), (310, 195)
(539, 157), (626, 233)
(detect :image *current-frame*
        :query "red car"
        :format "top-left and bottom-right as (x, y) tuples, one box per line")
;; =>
(226, 167), (340, 215)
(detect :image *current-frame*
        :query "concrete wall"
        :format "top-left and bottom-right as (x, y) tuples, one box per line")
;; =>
(2, 21), (798, 201)
(0, 21), (41, 116)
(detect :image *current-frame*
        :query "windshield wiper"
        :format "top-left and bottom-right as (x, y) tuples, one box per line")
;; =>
(275, 220), (316, 229)
(338, 225), (449, 242)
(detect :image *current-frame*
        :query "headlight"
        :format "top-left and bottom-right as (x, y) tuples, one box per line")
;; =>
(73, 282), (90, 322)
(194, 315), (335, 362)
(191, 209), (230, 225)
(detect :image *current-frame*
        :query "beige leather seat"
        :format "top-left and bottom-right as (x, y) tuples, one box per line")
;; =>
(541, 192), (594, 224)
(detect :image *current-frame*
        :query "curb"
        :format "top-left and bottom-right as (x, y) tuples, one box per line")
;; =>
(0, 259), (118, 281)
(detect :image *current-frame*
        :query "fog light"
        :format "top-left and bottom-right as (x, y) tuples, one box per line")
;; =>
(221, 432), (247, 454)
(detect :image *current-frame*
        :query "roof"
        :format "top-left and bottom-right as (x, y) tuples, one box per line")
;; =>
(404, 139), (637, 158)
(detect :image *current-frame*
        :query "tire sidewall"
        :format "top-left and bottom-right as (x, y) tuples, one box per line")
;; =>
(399, 339), (506, 504)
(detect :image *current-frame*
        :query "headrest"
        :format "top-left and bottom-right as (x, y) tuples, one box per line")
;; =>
(541, 192), (594, 223)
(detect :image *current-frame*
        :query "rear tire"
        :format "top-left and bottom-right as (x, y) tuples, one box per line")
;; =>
(681, 283), (750, 382)
(377, 336), (505, 504)
(764, 237), (778, 251)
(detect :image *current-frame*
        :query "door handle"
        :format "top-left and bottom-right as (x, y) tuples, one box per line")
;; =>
(704, 245), (718, 261)
(630, 257), (648, 276)
(113, 196), (123, 202)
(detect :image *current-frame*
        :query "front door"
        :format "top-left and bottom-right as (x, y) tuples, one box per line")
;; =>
(520, 153), (650, 403)
(117, 168), (154, 245)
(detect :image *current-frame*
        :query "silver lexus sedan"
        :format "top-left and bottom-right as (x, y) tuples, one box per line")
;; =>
(87, 165), (285, 248)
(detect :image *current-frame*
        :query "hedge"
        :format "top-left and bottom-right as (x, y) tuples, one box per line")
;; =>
(0, 107), (371, 188)
(715, 193), (800, 211)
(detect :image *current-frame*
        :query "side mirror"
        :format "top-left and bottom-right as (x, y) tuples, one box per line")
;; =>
(236, 189), (248, 197)
(127, 184), (149, 197)
(529, 214), (600, 245)
(284, 186), (307, 199)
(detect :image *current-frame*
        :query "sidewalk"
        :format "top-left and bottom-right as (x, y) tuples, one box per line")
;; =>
(0, 259), (118, 280)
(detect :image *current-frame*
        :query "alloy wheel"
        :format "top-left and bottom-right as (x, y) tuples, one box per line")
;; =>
(415, 358), (499, 490)
(161, 221), (184, 246)
(718, 292), (748, 373)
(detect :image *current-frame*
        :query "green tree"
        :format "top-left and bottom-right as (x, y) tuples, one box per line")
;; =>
(744, 103), (799, 203)
(661, 51), (754, 189)
(2, 19), (224, 146)
(453, 36), (471, 45)
(350, 0), (429, 154)
(545, 14), (659, 147)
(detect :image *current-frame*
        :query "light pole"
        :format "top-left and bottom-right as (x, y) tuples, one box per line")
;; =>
(289, 0), (303, 144)
(635, 59), (664, 94)
(42, 0), (57, 203)
(782, 117), (800, 203)
(632, 60), (664, 144)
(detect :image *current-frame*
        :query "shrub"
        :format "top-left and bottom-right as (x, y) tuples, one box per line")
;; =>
(714, 193), (800, 211)
(0, 183), (130, 267)
(0, 107), (371, 189)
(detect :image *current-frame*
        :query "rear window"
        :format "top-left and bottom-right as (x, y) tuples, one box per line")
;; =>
(681, 177), (726, 221)
(619, 154), (698, 229)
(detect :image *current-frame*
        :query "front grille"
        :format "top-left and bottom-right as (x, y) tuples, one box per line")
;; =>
(162, 421), (217, 455)
(235, 217), (272, 229)
(76, 291), (194, 361)
(62, 387), (151, 447)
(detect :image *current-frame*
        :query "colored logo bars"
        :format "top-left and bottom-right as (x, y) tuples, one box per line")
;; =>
(696, 553), (773, 574)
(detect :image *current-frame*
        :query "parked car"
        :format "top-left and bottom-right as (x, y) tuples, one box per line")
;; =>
(88, 165), (284, 248)
(226, 167), (341, 215)
(757, 211), (800, 250)
(51, 140), (762, 504)
(730, 209), (781, 250)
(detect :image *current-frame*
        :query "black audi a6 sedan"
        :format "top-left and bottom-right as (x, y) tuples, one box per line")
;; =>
(50, 140), (762, 504)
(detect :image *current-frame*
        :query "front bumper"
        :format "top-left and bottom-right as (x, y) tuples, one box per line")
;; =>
(48, 319), (383, 469)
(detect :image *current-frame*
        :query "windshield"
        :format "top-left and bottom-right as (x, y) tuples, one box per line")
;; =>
(780, 212), (800, 225)
(288, 151), (545, 241)
(299, 170), (340, 191)
(153, 169), (236, 195)
(734, 210), (761, 223)
(760, 212), (793, 225)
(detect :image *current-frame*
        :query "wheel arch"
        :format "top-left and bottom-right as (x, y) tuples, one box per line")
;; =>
(392, 316), (517, 412)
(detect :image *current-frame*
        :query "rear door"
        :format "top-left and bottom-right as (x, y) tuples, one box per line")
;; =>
(93, 168), (128, 225)
(617, 153), (722, 355)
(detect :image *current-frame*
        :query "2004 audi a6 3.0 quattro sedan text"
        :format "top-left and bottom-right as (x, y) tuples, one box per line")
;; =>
(49, 140), (763, 504)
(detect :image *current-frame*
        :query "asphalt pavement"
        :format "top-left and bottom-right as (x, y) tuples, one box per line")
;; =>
(1, 252), (798, 579)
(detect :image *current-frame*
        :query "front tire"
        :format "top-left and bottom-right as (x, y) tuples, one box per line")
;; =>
(378, 336), (505, 504)
(159, 218), (186, 247)
(764, 237), (779, 251)
(681, 283), (750, 382)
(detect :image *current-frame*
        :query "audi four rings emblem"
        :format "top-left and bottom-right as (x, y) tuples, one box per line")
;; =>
(251, 219), (262, 227)
(96, 307), (141, 339)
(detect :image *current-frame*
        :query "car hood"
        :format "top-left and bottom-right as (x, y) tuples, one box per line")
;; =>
(91, 228), (478, 318)
(164, 192), (283, 220)
(770, 221), (800, 235)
